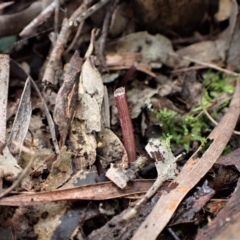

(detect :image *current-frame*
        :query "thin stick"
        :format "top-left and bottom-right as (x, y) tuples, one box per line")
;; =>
(99, 0), (119, 67)
(203, 107), (240, 135)
(54, 0), (60, 34)
(69, 0), (110, 25)
(114, 87), (136, 162)
(178, 54), (240, 77)
(65, 21), (84, 55)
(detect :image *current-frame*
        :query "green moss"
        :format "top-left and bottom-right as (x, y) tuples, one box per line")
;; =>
(156, 109), (208, 152)
(155, 72), (236, 153)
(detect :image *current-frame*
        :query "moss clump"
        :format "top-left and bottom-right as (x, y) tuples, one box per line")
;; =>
(156, 72), (235, 152)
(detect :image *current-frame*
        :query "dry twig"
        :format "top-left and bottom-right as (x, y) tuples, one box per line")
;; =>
(114, 87), (136, 162)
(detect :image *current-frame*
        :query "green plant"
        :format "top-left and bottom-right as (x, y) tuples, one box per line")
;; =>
(203, 71), (235, 94)
(155, 72), (236, 152)
(156, 108), (208, 152)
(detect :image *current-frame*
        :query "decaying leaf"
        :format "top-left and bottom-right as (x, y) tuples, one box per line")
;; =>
(106, 31), (187, 69)
(0, 146), (22, 180)
(33, 202), (71, 240)
(20, 148), (55, 190)
(127, 87), (158, 119)
(97, 128), (128, 168)
(77, 57), (104, 132)
(68, 119), (97, 170)
(41, 147), (73, 191)
(61, 167), (99, 189)
(8, 77), (32, 155)
(106, 164), (135, 189)
(105, 52), (157, 78)
(80, 57), (104, 108)
(145, 139), (178, 178)
(76, 93), (101, 132)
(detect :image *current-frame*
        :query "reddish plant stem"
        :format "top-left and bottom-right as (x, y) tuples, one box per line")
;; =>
(114, 87), (136, 162)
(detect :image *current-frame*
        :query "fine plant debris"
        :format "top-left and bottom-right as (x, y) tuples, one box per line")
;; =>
(0, 1), (240, 239)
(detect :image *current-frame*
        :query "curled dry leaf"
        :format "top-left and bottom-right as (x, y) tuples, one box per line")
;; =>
(80, 57), (104, 107)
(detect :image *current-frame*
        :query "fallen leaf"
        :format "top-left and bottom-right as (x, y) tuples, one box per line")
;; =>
(8, 77), (32, 155)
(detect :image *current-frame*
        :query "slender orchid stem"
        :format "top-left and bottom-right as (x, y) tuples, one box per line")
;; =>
(114, 87), (136, 162)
